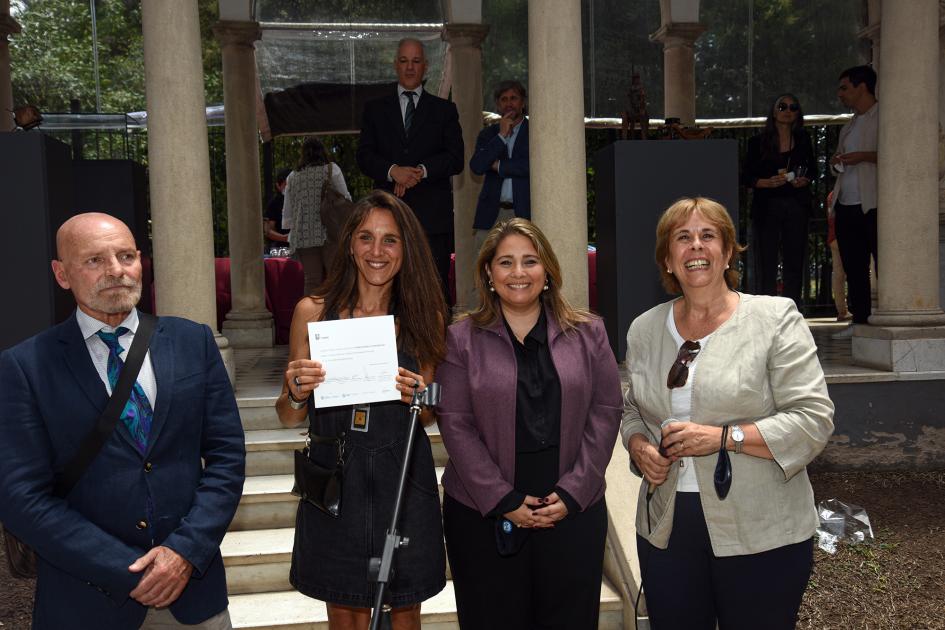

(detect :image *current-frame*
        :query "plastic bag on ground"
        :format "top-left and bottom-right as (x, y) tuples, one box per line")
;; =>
(816, 498), (874, 554)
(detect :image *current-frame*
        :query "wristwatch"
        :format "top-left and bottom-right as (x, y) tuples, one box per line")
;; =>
(287, 390), (309, 410)
(731, 424), (745, 454)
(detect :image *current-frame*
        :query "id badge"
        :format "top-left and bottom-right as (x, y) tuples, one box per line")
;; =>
(350, 405), (371, 432)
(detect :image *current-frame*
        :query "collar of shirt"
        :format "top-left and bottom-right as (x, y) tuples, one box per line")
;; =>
(504, 306), (548, 347)
(76, 307), (139, 340)
(500, 118), (525, 145)
(398, 84), (424, 101)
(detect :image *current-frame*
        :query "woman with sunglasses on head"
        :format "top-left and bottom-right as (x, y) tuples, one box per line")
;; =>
(621, 197), (834, 629)
(436, 218), (623, 629)
(743, 94), (815, 306)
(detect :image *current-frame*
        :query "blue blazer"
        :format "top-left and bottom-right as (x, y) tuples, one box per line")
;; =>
(0, 313), (245, 630)
(469, 119), (531, 230)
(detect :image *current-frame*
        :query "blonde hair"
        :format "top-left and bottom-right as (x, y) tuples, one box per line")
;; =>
(654, 197), (746, 294)
(467, 218), (591, 332)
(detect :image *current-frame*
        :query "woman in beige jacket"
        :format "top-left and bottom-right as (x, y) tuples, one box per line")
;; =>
(621, 197), (834, 629)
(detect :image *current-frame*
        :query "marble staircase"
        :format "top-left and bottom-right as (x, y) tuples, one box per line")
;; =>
(225, 349), (630, 628)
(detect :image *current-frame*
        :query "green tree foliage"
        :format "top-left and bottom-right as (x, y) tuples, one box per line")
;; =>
(10, 0), (223, 113)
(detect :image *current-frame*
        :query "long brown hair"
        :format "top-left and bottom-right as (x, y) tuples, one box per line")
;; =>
(467, 218), (591, 333)
(317, 190), (448, 367)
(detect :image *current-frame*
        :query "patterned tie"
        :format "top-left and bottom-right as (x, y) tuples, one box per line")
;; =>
(96, 327), (153, 454)
(404, 91), (416, 132)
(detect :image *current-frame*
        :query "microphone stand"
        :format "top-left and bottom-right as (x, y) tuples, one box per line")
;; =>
(368, 382), (441, 630)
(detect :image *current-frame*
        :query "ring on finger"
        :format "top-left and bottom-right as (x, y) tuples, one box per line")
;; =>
(293, 376), (302, 388)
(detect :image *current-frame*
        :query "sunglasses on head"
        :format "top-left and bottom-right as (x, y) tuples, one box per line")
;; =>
(667, 340), (701, 389)
(777, 102), (800, 112)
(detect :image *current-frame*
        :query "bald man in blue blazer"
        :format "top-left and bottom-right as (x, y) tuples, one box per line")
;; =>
(0, 213), (245, 629)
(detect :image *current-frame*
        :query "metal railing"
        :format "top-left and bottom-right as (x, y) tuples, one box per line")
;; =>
(38, 115), (846, 316)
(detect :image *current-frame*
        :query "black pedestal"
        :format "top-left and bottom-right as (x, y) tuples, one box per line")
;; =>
(0, 134), (75, 350)
(595, 140), (739, 358)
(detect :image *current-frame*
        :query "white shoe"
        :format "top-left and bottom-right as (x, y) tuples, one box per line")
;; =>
(831, 325), (855, 340)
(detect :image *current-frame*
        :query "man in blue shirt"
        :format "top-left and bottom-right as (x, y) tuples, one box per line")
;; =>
(469, 80), (531, 252)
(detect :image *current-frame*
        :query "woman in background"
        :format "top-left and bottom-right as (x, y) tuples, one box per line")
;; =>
(283, 136), (351, 295)
(743, 93), (815, 306)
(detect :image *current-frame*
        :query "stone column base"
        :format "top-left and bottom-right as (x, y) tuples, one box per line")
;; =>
(222, 310), (274, 348)
(213, 332), (235, 385)
(852, 325), (945, 372)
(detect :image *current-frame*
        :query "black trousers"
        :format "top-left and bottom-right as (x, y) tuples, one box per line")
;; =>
(425, 232), (454, 306)
(443, 493), (608, 630)
(637, 493), (813, 630)
(834, 203), (877, 324)
(754, 196), (809, 305)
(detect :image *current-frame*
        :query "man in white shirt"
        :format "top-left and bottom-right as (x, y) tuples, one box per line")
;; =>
(829, 65), (879, 335)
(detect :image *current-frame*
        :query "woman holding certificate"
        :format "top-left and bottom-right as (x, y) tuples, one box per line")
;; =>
(276, 190), (449, 630)
(436, 218), (623, 629)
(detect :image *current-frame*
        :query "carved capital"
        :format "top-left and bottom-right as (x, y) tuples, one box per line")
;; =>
(858, 22), (880, 44)
(212, 20), (261, 49)
(649, 22), (706, 50)
(0, 13), (22, 40)
(441, 23), (490, 49)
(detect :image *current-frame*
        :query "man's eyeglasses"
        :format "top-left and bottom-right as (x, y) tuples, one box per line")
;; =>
(777, 102), (800, 112)
(667, 340), (701, 389)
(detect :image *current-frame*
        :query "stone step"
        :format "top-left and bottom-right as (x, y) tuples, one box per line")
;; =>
(244, 428), (307, 477)
(228, 578), (624, 629)
(232, 469), (445, 531)
(239, 396), (296, 432)
(243, 425), (448, 477)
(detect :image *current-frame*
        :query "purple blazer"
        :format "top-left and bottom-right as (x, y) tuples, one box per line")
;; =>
(436, 309), (623, 516)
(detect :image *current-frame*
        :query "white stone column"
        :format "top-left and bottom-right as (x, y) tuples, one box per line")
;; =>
(141, 0), (233, 381)
(853, 0), (945, 372)
(528, 0), (588, 309)
(442, 23), (489, 312)
(650, 23), (705, 125)
(214, 20), (273, 347)
(0, 0), (21, 133)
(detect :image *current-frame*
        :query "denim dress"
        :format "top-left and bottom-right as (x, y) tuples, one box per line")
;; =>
(289, 351), (446, 608)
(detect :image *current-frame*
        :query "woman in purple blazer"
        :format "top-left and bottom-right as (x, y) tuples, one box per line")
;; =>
(436, 218), (623, 629)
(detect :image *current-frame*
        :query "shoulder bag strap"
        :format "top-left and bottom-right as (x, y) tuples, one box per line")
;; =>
(55, 312), (158, 497)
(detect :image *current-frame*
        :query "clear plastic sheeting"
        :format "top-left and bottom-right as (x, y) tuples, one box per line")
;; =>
(816, 498), (875, 554)
(255, 28), (445, 96)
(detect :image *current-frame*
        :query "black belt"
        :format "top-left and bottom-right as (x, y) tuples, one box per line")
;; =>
(498, 201), (514, 210)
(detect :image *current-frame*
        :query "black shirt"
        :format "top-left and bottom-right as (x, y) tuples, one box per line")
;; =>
(506, 308), (561, 452)
(742, 131), (815, 209)
(488, 309), (578, 517)
(265, 192), (289, 246)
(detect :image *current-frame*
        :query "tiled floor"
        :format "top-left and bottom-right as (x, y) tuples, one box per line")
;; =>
(232, 318), (910, 397)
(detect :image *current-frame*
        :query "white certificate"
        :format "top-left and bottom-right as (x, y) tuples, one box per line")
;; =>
(308, 315), (400, 408)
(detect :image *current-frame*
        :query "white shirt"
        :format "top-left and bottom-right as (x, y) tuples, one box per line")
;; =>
(666, 307), (713, 493)
(76, 308), (157, 408)
(397, 83), (424, 123)
(830, 102), (878, 213)
(386, 84), (428, 181)
(837, 115), (863, 205)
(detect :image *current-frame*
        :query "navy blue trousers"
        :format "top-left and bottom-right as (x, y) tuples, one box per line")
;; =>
(637, 492), (813, 630)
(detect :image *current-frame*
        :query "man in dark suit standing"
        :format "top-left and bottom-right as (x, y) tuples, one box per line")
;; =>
(469, 80), (531, 252)
(0, 213), (245, 629)
(357, 37), (464, 302)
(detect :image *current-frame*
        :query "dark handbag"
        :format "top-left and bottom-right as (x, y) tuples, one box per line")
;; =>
(494, 517), (530, 557)
(292, 432), (345, 518)
(319, 164), (355, 243)
(714, 425), (732, 500)
(2, 313), (157, 579)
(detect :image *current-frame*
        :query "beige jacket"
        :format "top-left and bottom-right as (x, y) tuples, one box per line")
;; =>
(828, 102), (878, 213)
(620, 294), (834, 557)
